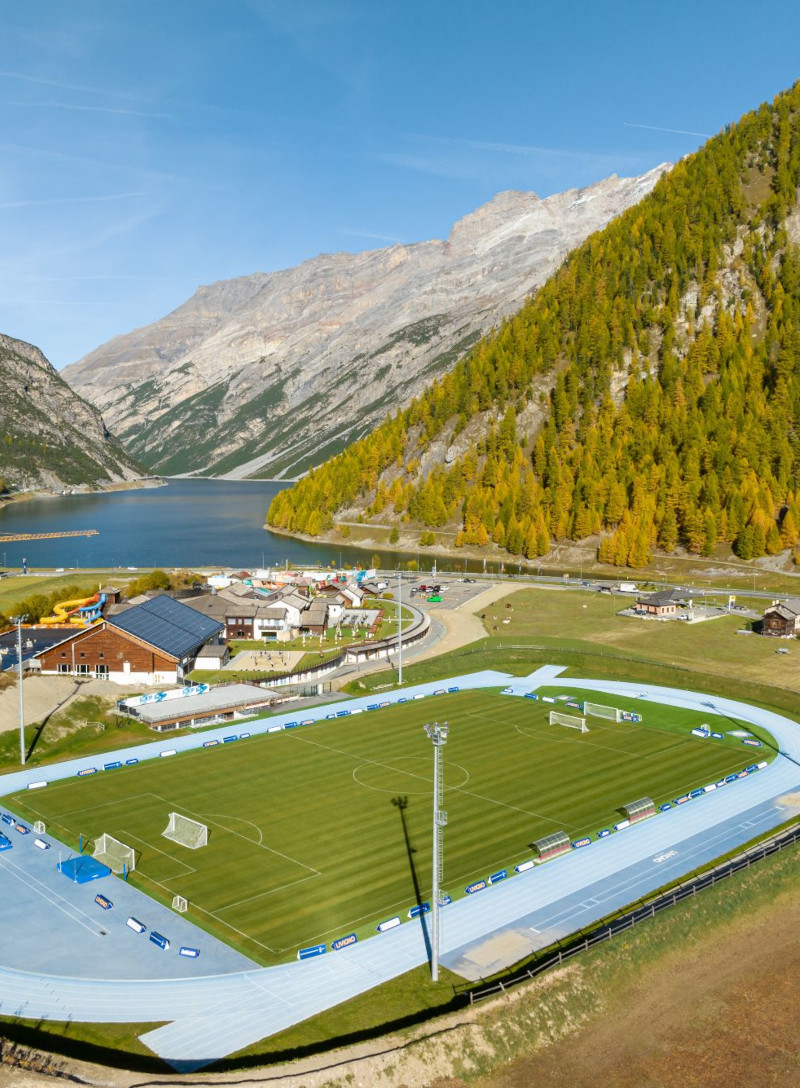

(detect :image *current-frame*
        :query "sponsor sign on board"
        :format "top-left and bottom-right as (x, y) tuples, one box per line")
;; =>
(332, 933), (358, 950)
(297, 943), (326, 960)
(466, 880), (487, 894)
(572, 837), (592, 849)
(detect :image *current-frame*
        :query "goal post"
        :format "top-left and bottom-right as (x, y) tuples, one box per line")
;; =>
(549, 710), (588, 733)
(583, 701), (622, 722)
(162, 812), (208, 850)
(93, 833), (137, 873)
(172, 895), (188, 913)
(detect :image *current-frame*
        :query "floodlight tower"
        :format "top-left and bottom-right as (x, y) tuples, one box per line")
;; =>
(424, 719), (449, 981)
(12, 614), (28, 765)
(397, 569), (403, 685)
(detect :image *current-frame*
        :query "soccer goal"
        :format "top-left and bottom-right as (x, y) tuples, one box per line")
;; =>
(162, 812), (208, 850)
(172, 895), (188, 913)
(549, 710), (589, 733)
(583, 701), (622, 722)
(33, 821), (46, 834)
(93, 833), (137, 873)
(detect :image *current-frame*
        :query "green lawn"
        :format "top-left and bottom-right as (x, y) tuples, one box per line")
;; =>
(480, 587), (800, 691)
(0, 574), (134, 617)
(3, 688), (767, 965)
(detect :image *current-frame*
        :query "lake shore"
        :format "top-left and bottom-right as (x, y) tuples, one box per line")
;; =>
(0, 476), (164, 512)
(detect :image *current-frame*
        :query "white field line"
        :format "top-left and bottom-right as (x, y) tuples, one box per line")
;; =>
(288, 725), (567, 826)
(148, 794), (321, 878)
(120, 831), (196, 877)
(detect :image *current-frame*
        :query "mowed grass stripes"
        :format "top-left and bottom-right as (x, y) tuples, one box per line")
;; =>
(3, 689), (767, 964)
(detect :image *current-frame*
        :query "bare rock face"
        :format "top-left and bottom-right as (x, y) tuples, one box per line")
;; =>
(0, 334), (145, 491)
(63, 166), (669, 479)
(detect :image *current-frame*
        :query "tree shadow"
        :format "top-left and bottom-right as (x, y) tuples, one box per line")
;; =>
(391, 795), (432, 965)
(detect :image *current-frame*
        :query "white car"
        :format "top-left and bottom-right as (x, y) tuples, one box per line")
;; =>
(127, 566), (138, 571)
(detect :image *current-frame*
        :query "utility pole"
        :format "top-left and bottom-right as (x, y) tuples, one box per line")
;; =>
(397, 569), (403, 685)
(424, 720), (449, 981)
(13, 615), (28, 765)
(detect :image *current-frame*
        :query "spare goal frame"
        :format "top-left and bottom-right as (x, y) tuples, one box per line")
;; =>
(548, 709), (588, 733)
(162, 811), (208, 850)
(92, 833), (137, 873)
(582, 701), (622, 722)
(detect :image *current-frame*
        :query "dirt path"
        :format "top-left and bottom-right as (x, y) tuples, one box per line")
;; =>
(412, 582), (519, 663)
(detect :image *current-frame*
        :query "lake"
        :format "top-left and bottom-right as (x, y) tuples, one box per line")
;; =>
(0, 479), (392, 571)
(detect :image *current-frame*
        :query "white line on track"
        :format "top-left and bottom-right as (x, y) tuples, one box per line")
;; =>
(0, 855), (102, 937)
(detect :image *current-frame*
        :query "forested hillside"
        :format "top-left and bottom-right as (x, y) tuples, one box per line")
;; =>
(268, 83), (800, 567)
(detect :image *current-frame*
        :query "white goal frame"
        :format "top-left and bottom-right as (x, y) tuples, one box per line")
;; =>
(549, 710), (588, 733)
(162, 812), (208, 850)
(172, 895), (188, 913)
(583, 701), (622, 722)
(93, 833), (137, 873)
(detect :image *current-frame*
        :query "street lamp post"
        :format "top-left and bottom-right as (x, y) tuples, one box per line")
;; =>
(424, 720), (449, 981)
(12, 615), (28, 765)
(397, 570), (403, 685)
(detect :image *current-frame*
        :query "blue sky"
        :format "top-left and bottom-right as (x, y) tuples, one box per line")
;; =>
(1, 0), (799, 369)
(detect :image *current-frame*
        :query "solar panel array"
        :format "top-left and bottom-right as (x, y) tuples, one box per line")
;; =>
(111, 595), (223, 659)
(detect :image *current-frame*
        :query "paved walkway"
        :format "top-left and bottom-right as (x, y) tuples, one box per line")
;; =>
(0, 665), (798, 1071)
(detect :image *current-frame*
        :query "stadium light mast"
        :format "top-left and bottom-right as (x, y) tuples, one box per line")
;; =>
(12, 615), (28, 765)
(397, 569), (403, 685)
(424, 719), (449, 981)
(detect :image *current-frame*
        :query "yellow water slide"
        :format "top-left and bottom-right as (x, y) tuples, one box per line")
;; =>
(39, 595), (99, 626)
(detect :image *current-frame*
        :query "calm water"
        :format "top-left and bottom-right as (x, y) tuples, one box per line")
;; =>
(0, 479), (394, 570)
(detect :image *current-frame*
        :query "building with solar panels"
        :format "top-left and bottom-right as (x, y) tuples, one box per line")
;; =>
(34, 594), (224, 686)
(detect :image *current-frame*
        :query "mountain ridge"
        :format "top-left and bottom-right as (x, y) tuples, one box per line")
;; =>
(0, 333), (148, 492)
(63, 166), (669, 480)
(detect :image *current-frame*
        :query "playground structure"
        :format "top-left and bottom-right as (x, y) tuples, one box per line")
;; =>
(38, 593), (106, 627)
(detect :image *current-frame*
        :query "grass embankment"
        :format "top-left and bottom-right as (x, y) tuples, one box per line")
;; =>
(0, 695), (190, 770)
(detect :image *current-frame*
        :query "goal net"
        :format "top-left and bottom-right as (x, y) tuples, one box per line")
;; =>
(33, 821), (46, 834)
(549, 710), (588, 733)
(583, 701), (622, 722)
(162, 812), (208, 850)
(93, 833), (137, 873)
(172, 895), (188, 913)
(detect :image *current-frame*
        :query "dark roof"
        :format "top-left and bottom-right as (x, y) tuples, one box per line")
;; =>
(637, 588), (678, 607)
(110, 594), (223, 659)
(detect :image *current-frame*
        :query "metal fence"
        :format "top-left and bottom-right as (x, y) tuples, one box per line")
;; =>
(467, 820), (800, 1005)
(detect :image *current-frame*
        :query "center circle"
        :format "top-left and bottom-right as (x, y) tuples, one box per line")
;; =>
(353, 756), (470, 794)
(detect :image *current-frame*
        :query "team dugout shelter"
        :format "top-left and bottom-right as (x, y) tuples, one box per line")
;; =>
(35, 594), (224, 686)
(117, 682), (279, 732)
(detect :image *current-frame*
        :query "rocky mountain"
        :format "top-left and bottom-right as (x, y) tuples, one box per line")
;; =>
(267, 83), (800, 568)
(0, 333), (146, 492)
(63, 167), (668, 479)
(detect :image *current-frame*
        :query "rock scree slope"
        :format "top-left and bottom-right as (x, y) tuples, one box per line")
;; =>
(63, 167), (668, 479)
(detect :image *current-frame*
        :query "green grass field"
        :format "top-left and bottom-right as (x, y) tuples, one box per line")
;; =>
(2, 687), (769, 965)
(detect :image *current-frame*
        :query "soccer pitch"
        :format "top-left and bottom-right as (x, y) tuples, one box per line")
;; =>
(3, 688), (771, 965)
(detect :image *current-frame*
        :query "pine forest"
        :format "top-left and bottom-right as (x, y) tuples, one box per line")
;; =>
(267, 83), (800, 568)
